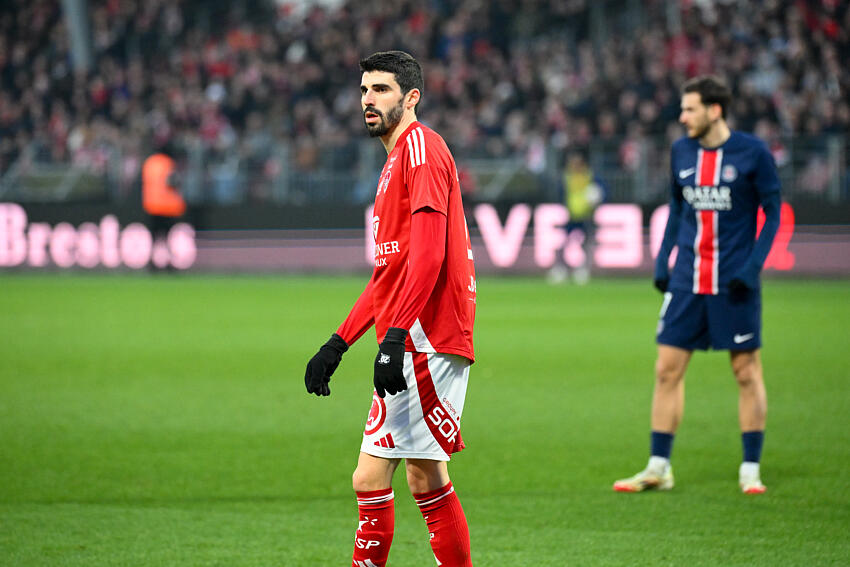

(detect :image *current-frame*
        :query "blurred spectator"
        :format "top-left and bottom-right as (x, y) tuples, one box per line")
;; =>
(0, 0), (847, 202)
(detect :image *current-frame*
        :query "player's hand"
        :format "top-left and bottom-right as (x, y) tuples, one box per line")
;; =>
(728, 277), (749, 294)
(728, 277), (751, 303)
(374, 327), (408, 398)
(304, 333), (348, 396)
(653, 257), (669, 293)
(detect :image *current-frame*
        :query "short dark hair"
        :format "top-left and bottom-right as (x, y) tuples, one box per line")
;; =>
(682, 75), (732, 118)
(359, 51), (424, 109)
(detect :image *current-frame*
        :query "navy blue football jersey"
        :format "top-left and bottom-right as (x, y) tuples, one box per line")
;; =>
(667, 131), (781, 294)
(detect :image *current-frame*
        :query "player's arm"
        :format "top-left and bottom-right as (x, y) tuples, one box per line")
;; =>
(304, 281), (376, 397)
(730, 147), (782, 292)
(654, 178), (683, 293)
(373, 208), (447, 398)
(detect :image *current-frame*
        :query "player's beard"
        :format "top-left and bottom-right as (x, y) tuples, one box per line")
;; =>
(688, 115), (713, 140)
(364, 96), (405, 138)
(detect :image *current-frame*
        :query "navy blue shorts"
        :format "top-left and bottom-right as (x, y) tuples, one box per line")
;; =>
(656, 288), (761, 351)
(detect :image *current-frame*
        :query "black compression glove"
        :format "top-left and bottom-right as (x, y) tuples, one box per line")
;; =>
(728, 277), (751, 303)
(304, 333), (348, 396)
(728, 277), (749, 294)
(653, 277), (669, 293)
(374, 327), (408, 398)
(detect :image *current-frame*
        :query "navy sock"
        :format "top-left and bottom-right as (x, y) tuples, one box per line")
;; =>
(742, 431), (764, 463)
(650, 431), (674, 459)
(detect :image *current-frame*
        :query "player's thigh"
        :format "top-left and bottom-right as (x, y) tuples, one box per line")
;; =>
(706, 289), (762, 350)
(656, 290), (710, 350)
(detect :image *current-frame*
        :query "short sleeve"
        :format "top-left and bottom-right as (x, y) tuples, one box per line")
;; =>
(406, 162), (450, 214)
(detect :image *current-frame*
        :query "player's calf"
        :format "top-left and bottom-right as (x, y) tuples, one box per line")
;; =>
(353, 488), (395, 567)
(414, 482), (472, 566)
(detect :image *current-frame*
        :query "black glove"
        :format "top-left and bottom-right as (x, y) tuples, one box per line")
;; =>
(304, 333), (348, 396)
(653, 259), (669, 293)
(728, 277), (750, 302)
(374, 327), (408, 398)
(728, 278), (749, 294)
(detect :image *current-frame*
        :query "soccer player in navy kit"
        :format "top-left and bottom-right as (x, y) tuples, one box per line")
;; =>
(613, 76), (781, 494)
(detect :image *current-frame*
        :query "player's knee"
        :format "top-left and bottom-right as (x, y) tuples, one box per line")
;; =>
(731, 355), (762, 389)
(654, 359), (684, 388)
(733, 364), (761, 389)
(352, 466), (384, 493)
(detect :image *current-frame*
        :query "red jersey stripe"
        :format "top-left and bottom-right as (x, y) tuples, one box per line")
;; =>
(696, 210), (717, 294)
(698, 149), (717, 186)
(692, 149), (722, 294)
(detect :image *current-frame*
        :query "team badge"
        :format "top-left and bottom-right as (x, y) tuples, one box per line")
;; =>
(372, 216), (380, 241)
(378, 170), (392, 195)
(721, 164), (738, 182)
(364, 392), (387, 435)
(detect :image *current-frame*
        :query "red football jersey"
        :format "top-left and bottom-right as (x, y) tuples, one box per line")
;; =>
(371, 121), (476, 362)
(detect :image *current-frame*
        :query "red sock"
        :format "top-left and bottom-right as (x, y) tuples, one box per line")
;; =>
(352, 488), (394, 567)
(414, 482), (472, 567)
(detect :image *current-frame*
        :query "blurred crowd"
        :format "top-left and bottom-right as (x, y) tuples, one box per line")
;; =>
(1, 0), (848, 201)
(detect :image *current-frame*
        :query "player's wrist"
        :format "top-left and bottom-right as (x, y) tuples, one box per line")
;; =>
(326, 333), (349, 353)
(382, 327), (407, 345)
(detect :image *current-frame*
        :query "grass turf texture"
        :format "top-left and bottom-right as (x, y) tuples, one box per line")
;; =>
(1, 274), (848, 566)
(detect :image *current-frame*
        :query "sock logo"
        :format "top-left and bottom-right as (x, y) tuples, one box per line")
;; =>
(357, 517), (377, 532)
(354, 538), (382, 550)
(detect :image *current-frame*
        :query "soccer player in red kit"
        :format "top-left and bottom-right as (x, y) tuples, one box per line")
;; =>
(305, 51), (476, 567)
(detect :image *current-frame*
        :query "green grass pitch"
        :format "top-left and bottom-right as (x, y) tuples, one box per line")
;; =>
(1, 274), (848, 566)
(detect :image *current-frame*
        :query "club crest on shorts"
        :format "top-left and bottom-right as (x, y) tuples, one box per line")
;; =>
(364, 392), (387, 435)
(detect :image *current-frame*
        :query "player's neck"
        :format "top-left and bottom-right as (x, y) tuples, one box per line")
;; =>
(380, 113), (418, 154)
(699, 120), (731, 149)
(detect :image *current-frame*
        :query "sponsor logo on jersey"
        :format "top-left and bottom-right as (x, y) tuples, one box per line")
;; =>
(679, 167), (695, 179)
(374, 239), (400, 266)
(682, 185), (732, 211)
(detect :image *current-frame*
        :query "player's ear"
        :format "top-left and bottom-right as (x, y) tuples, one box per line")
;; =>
(709, 102), (723, 121)
(405, 88), (420, 111)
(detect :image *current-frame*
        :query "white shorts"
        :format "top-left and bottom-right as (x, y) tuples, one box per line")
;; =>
(360, 351), (470, 461)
